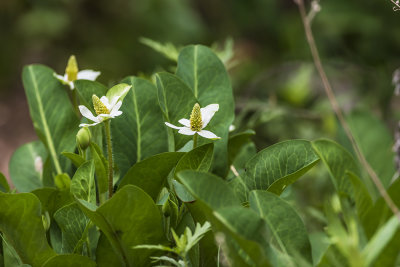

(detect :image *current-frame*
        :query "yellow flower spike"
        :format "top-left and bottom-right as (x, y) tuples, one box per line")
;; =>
(190, 103), (203, 131)
(65, 55), (79, 81)
(165, 103), (221, 141)
(92, 95), (110, 115)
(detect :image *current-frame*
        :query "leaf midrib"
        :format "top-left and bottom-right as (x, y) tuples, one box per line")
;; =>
(193, 45), (198, 98)
(28, 66), (62, 174)
(131, 81), (142, 162)
(252, 193), (288, 255)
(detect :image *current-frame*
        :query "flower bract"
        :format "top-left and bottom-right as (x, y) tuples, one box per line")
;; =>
(54, 55), (100, 90)
(79, 85), (131, 127)
(165, 103), (220, 140)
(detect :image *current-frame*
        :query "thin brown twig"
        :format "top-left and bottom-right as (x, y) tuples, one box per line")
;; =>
(294, 0), (400, 221)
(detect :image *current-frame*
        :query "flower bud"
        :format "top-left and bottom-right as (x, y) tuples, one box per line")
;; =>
(42, 211), (51, 231)
(76, 127), (91, 150)
(162, 200), (171, 217)
(65, 55), (79, 81)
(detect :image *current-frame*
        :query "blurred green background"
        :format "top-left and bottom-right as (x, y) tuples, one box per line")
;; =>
(1, 0), (400, 184)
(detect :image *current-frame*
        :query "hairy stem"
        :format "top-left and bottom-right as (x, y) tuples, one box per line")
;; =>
(104, 120), (114, 198)
(294, 0), (400, 220)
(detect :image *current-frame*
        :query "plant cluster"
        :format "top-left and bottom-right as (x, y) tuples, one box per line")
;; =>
(0, 43), (399, 267)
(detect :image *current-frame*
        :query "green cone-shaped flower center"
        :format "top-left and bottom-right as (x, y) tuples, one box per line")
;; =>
(190, 103), (202, 131)
(65, 55), (78, 81)
(92, 95), (110, 115)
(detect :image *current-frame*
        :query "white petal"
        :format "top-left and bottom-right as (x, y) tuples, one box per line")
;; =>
(229, 124), (236, 132)
(165, 122), (183, 130)
(198, 130), (220, 140)
(100, 96), (111, 109)
(77, 70), (101, 81)
(110, 110), (123, 118)
(54, 73), (66, 82)
(79, 105), (97, 122)
(79, 121), (101, 127)
(178, 127), (196, 136)
(69, 81), (75, 90)
(110, 94), (123, 107)
(110, 100), (122, 113)
(201, 104), (219, 128)
(178, 118), (190, 127)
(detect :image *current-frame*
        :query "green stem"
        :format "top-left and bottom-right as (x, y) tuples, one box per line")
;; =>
(104, 120), (114, 198)
(193, 133), (198, 149)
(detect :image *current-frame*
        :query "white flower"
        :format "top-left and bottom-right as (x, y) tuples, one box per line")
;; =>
(54, 55), (100, 90)
(55, 71), (101, 90)
(165, 103), (221, 140)
(79, 86), (130, 127)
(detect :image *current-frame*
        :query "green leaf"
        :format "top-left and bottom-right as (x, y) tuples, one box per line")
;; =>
(106, 83), (131, 103)
(177, 170), (241, 210)
(361, 179), (400, 266)
(249, 190), (313, 263)
(176, 171), (243, 266)
(42, 254), (96, 267)
(361, 215), (399, 266)
(9, 141), (47, 192)
(32, 188), (73, 218)
(54, 173), (71, 190)
(90, 143), (108, 195)
(173, 180), (196, 202)
(347, 171), (372, 221)
(61, 152), (85, 168)
(156, 72), (197, 150)
(317, 245), (347, 267)
(2, 236), (24, 266)
(112, 76), (168, 177)
(173, 143), (214, 203)
(0, 192), (56, 266)
(228, 175), (249, 203)
(139, 37), (180, 62)
(0, 172), (10, 192)
(347, 111), (395, 188)
(74, 80), (108, 114)
(76, 185), (165, 266)
(22, 64), (79, 175)
(312, 139), (359, 198)
(176, 45), (235, 175)
(53, 203), (92, 254)
(96, 233), (121, 267)
(213, 207), (272, 267)
(228, 130), (255, 166)
(118, 152), (184, 201)
(70, 160), (96, 204)
(244, 139), (319, 195)
(174, 143), (214, 177)
(177, 170), (271, 266)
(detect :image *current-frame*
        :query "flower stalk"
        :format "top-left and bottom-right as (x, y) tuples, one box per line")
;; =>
(104, 119), (114, 198)
(193, 134), (198, 149)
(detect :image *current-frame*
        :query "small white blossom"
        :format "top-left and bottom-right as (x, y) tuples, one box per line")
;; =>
(165, 103), (221, 140)
(79, 86), (130, 127)
(55, 71), (101, 90)
(54, 55), (100, 90)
